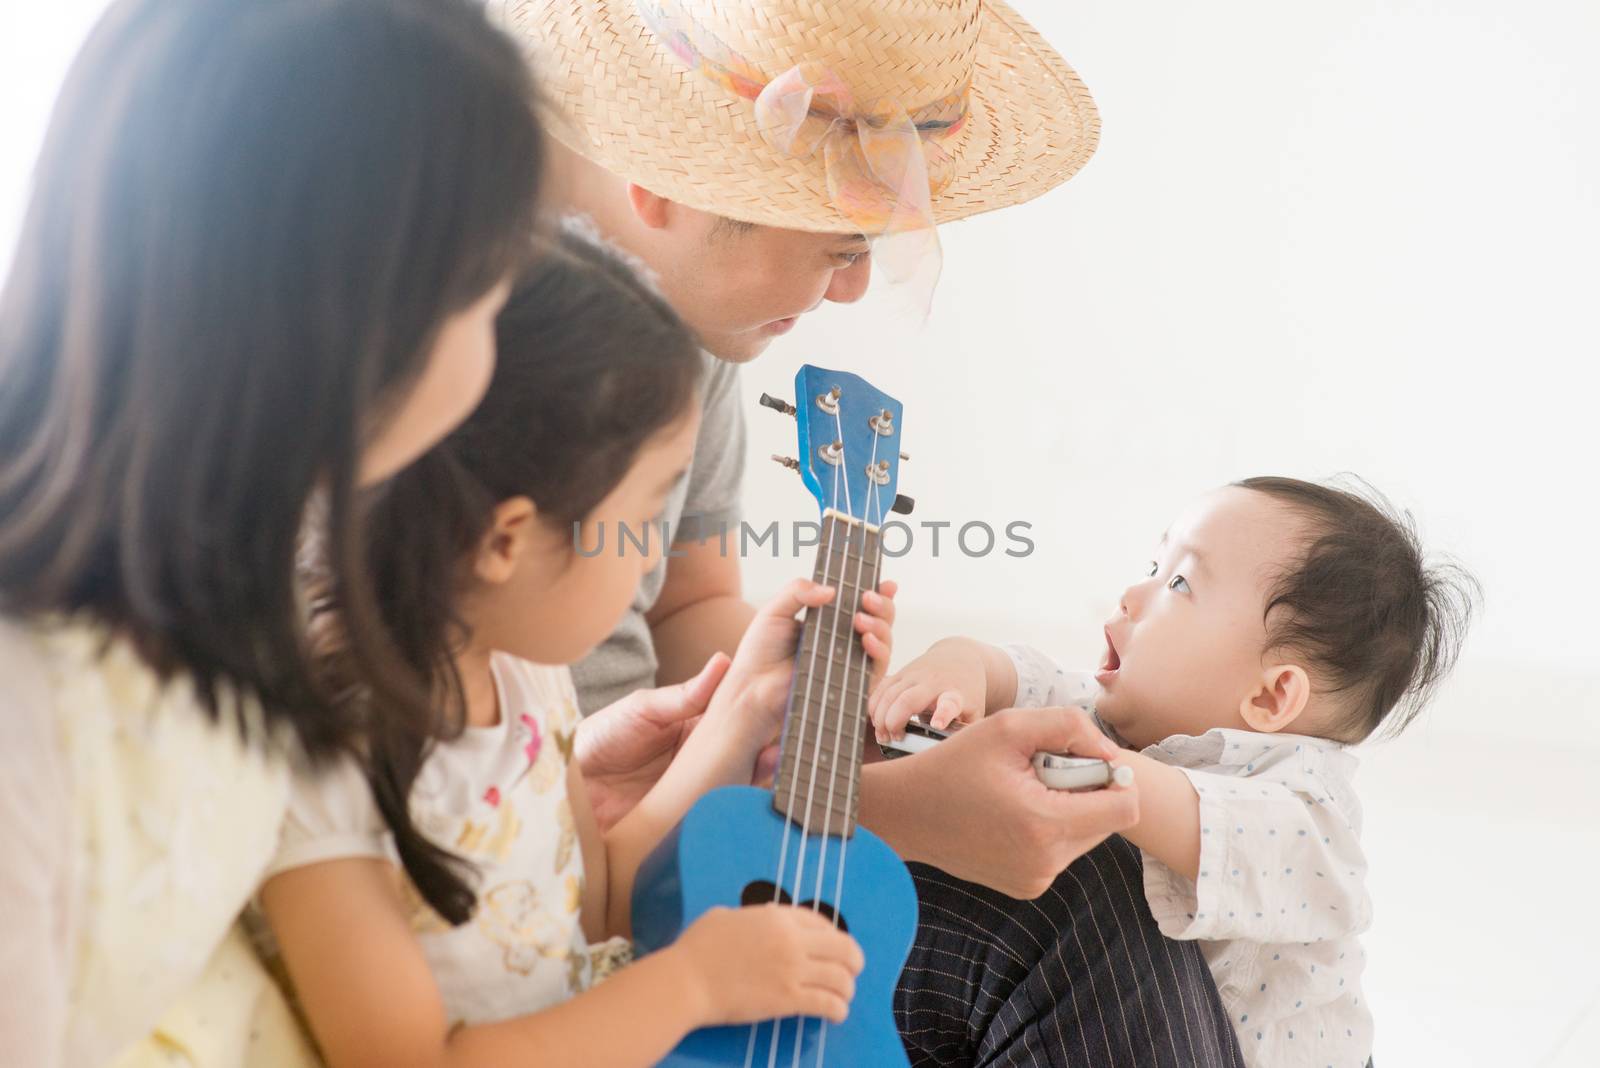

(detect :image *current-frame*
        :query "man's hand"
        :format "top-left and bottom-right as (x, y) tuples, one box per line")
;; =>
(860, 705), (1139, 899)
(576, 653), (730, 831)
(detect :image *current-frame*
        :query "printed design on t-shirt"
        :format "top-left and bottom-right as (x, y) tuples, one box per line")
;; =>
(453, 794), (523, 863)
(482, 712), (543, 810)
(476, 880), (581, 976)
(562, 872), (582, 916)
(564, 945), (587, 995)
(481, 704), (575, 809)
(553, 798), (577, 874)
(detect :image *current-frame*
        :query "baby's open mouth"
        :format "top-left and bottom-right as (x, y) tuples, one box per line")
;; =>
(1098, 628), (1122, 675)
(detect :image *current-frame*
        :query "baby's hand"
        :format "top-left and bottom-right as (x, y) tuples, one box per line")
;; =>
(674, 904), (864, 1027)
(868, 636), (991, 744)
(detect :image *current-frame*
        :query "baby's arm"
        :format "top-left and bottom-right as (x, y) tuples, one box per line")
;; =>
(260, 851), (861, 1068)
(1108, 750), (1202, 879)
(868, 637), (1020, 741)
(1130, 758), (1372, 945)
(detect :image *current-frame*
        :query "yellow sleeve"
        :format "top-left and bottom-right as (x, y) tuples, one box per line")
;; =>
(110, 922), (322, 1068)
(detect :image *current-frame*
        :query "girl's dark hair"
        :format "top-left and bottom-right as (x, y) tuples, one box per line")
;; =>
(319, 230), (704, 923)
(1234, 476), (1480, 741)
(0, 0), (542, 758)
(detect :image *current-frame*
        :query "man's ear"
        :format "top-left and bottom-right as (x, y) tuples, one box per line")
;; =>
(627, 183), (672, 230)
(1238, 663), (1311, 734)
(473, 496), (538, 586)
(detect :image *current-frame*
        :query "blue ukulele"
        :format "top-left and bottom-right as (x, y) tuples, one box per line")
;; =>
(631, 365), (918, 1067)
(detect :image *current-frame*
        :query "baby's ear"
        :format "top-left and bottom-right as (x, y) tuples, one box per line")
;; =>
(472, 496), (537, 586)
(1238, 664), (1311, 734)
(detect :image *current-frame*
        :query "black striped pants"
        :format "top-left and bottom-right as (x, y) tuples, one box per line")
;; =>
(894, 835), (1246, 1068)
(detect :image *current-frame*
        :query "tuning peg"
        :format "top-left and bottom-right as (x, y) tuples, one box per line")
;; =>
(759, 393), (797, 416)
(891, 493), (915, 515)
(771, 454), (801, 472)
(899, 451), (911, 462)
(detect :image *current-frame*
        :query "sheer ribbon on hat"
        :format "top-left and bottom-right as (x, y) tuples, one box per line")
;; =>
(637, 0), (969, 307)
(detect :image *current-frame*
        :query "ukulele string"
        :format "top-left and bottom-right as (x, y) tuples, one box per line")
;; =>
(751, 444), (845, 1068)
(807, 420), (884, 1068)
(772, 412), (855, 1068)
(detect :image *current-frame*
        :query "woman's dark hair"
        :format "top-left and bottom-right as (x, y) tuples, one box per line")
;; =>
(1234, 476), (1480, 741)
(316, 230), (704, 923)
(0, 0), (542, 758)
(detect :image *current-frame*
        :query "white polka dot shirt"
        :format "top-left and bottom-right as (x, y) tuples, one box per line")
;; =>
(1008, 644), (1375, 1068)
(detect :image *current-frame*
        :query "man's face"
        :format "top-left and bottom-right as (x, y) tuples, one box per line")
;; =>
(644, 204), (874, 362)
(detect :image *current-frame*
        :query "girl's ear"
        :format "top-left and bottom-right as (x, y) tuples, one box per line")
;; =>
(473, 496), (538, 586)
(1238, 663), (1312, 734)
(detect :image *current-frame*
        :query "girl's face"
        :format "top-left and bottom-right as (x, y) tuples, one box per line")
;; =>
(357, 280), (510, 487)
(1094, 487), (1306, 748)
(462, 405), (702, 667)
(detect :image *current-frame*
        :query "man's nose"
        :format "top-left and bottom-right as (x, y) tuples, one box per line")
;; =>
(824, 254), (872, 305)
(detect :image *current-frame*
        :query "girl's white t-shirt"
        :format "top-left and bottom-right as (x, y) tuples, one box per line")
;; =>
(262, 653), (593, 1026)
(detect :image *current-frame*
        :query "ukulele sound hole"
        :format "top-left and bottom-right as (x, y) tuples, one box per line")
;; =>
(739, 881), (850, 933)
(740, 880), (793, 907)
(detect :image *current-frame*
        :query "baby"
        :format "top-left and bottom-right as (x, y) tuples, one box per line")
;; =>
(871, 476), (1477, 1068)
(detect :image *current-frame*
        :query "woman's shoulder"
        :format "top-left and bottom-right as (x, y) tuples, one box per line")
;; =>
(1, 609), (291, 812)
(0, 614), (164, 758)
(0, 612), (292, 870)
(0, 612), (293, 1064)
(0, 613), (57, 731)
(0, 612), (74, 848)
(2, 612), (177, 713)
(2, 614), (278, 751)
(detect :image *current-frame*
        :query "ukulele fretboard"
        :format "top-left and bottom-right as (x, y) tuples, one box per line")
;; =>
(771, 511), (883, 838)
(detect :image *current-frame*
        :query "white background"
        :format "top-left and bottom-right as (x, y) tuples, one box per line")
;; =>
(3, 1), (1596, 1064)
(735, 4), (1600, 1065)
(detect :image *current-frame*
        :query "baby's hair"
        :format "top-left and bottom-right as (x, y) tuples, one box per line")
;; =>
(312, 229), (704, 924)
(1234, 476), (1480, 742)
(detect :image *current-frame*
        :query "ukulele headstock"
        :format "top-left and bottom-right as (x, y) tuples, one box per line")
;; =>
(765, 365), (905, 526)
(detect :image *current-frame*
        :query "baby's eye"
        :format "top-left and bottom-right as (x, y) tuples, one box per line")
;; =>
(1167, 574), (1191, 593)
(1146, 560), (1159, 578)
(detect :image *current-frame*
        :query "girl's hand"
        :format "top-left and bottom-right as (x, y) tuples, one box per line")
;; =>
(868, 636), (990, 744)
(708, 577), (898, 775)
(673, 904), (864, 1027)
(855, 579), (897, 689)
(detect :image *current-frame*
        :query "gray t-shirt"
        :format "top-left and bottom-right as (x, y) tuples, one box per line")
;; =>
(569, 351), (747, 715)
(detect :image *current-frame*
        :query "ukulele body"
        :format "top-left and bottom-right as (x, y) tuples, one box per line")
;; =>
(631, 785), (917, 1067)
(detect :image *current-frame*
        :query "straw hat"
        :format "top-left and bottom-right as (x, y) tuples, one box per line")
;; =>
(503, 0), (1099, 234)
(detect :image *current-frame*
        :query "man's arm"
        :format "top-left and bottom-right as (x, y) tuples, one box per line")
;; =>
(646, 536), (758, 687)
